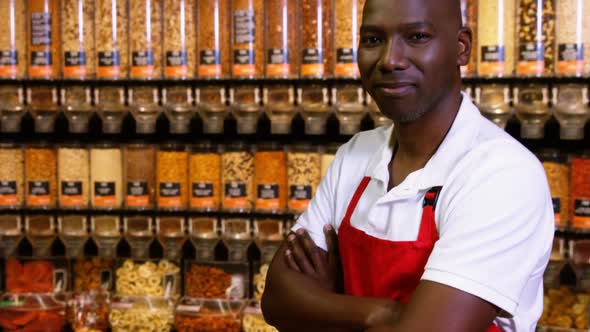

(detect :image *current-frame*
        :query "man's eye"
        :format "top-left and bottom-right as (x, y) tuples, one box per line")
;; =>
(361, 36), (383, 45)
(409, 33), (431, 41)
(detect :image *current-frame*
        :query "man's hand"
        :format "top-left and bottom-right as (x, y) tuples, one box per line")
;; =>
(284, 224), (343, 293)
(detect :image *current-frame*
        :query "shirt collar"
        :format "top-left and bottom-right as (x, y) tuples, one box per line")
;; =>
(365, 92), (481, 191)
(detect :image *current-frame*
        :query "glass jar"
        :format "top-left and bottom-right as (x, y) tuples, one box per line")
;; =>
(91, 215), (121, 257)
(189, 143), (221, 212)
(254, 219), (283, 263)
(287, 144), (321, 213)
(61, 0), (95, 79)
(157, 216), (186, 260)
(27, 86), (60, 133)
(58, 144), (89, 209)
(123, 216), (154, 258)
(96, 86), (127, 134)
(157, 144), (188, 211)
(334, 84), (366, 135)
(231, 0), (264, 79)
(300, 0), (333, 78)
(552, 84), (590, 140)
(264, 85), (296, 134)
(129, 0), (162, 79)
(514, 84), (551, 139)
(57, 215), (88, 257)
(62, 85), (93, 133)
(163, 0), (196, 79)
(516, 0), (556, 76)
(555, 0), (590, 76)
(0, 293), (66, 332)
(0, 0), (26, 79)
(571, 153), (590, 230)
(110, 296), (174, 331)
(222, 143), (254, 213)
(28, 0), (61, 79)
(366, 93), (393, 128)
(0, 215), (22, 256)
(163, 86), (194, 134)
(25, 214), (55, 256)
(222, 218), (252, 262)
(334, 0), (364, 78)
(0, 144), (24, 209)
(25, 145), (57, 209)
(124, 144), (156, 210)
(129, 86), (161, 134)
(299, 85), (331, 135)
(197, 0), (230, 79)
(255, 143), (287, 213)
(90, 144), (123, 210)
(72, 258), (114, 291)
(175, 298), (246, 332)
(460, 0), (477, 77)
(188, 217), (219, 261)
(475, 84), (512, 129)
(67, 291), (110, 331)
(0, 86), (25, 133)
(114, 259), (180, 297)
(265, 0), (298, 79)
(477, 0), (516, 77)
(231, 85), (261, 134)
(538, 150), (570, 229)
(95, 0), (128, 80)
(197, 85), (228, 134)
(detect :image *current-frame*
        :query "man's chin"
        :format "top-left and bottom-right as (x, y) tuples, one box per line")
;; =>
(377, 102), (428, 124)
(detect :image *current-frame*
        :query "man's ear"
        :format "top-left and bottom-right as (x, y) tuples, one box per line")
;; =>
(457, 27), (473, 67)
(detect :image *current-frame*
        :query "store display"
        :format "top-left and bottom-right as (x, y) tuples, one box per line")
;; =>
(58, 215), (88, 257)
(334, 84), (365, 134)
(157, 146), (188, 210)
(130, 86), (162, 134)
(0, 215), (23, 256)
(96, 86), (127, 134)
(222, 145), (255, 212)
(164, 86), (194, 134)
(185, 264), (233, 298)
(254, 219), (283, 262)
(555, 0), (590, 76)
(0, 145), (24, 209)
(125, 144), (156, 210)
(110, 296), (174, 332)
(539, 287), (590, 330)
(477, 0), (515, 77)
(231, 0), (264, 78)
(129, 0), (162, 79)
(95, 0), (128, 79)
(92, 215), (121, 257)
(67, 291), (110, 332)
(255, 146), (287, 213)
(0, 85), (26, 133)
(175, 298), (245, 332)
(553, 84), (590, 140)
(26, 147), (57, 208)
(163, 0), (196, 79)
(300, 85), (331, 135)
(27, 86), (60, 133)
(115, 259), (180, 297)
(157, 216), (186, 260)
(197, 0), (230, 79)
(287, 146), (321, 213)
(5, 258), (64, 293)
(61, 0), (95, 79)
(0, 293), (66, 332)
(265, 0), (298, 78)
(58, 146), (89, 209)
(0, 0), (26, 78)
(62, 86), (94, 133)
(124, 216), (154, 258)
(572, 155), (590, 229)
(73, 258), (114, 291)
(475, 84), (512, 129)
(26, 215), (56, 256)
(28, 0), (60, 78)
(460, 0), (477, 77)
(232, 85), (262, 134)
(334, 0), (364, 78)
(300, 0), (333, 78)
(189, 217), (219, 261)
(514, 84), (551, 139)
(517, 0), (555, 76)
(189, 144), (221, 211)
(91, 146), (123, 209)
(198, 86), (228, 134)
(539, 150), (570, 229)
(264, 85), (297, 134)
(222, 218), (252, 262)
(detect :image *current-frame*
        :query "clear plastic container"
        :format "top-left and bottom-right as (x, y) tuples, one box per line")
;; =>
(58, 145), (89, 209)
(0, 214), (23, 256)
(231, 85), (261, 134)
(129, 86), (161, 134)
(334, 0), (364, 78)
(222, 218), (252, 262)
(27, 86), (60, 133)
(197, 0), (230, 79)
(254, 219), (283, 263)
(110, 296), (174, 331)
(114, 259), (180, 297)
(157, 144), (188, 211)
(0, 293), (66, 332)
(516, 0), (556, 76)
(475, 84), (512, 129)
(514, 85), (551, 139)
(72, 258), (115, 291)
(175, 298), (246, 332)
(57, 215), (88, 257)
(123, 216), (154, 258)
(163, 86), (194, 134)
(538, 150), (570, 229)
(231, 0), (264, 79)
(198, 86), (228, 134)
(255, 144), (286, 213)
(124, 144), (156, 210)
(157, 216), (186, 260)
(62, 85), (93, 133)
(95, 0), (128, 79)
(299, 85), (331, 135)
(552, 84), (590, 140)
(554, 0), (590, 76)
(222, 143), (254, 213)
(91, 144), (123, 210)
(265, 0), (298, 78)
(129, 0), (162, 79)
(189, 143), (221, 212)
(0, 86), (26, 133)
(28, 0), (61, 79)
(25, 145), (57, 209)
(25, 215), (56, 256)
(333, 84), (365, 135)
(264, 85), (296, 134)
(91, 215), (121, 257)
(96, 86), (127, 134)
(61, 0), (95, 79)
(300, 0), (333, 78)
(184, 262), (250, 298)
(476, 0), (516, 77)
(163, 0), (196, 79)
(287, 144), (321, 213)
(188, 217), (219, 261)
(0, 0), (26, 79)
(0, 144), (24, 209)
(460, 0), (477, 77)
(67, 291), (110, 331)
(571, 154), (590, 230)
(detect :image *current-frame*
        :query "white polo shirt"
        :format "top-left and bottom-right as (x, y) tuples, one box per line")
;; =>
(293, 93), (554, 332)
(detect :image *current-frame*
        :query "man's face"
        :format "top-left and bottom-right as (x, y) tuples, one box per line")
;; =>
(358, 0), (469, 123)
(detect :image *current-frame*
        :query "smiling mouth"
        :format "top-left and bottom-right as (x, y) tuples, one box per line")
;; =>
(375, 83), (417, 97)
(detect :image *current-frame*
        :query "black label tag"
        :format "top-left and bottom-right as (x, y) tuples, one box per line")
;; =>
(64, 51), (87, 66)
(160, 183), (181, 197)
(481, 45), (505, 62)
(552, 198), (561, 214)
(31, 12), (51, 46)
(132, 51), (154, 66)
(225, 182), (246, 198)
(574, 199), (590, 217)
(336, 48), (357, 64)
(192, 183), (213, 198)
(61, 181), (82, 196)
(29, 181), (49, 195)
(95, 182), (115, 196)
(0, 181), (17, 195)
(558, 43), (584, 61)
(302, 48), (323, 64)
(98, 51), (120, 66)
(290, 185), (312, 200)
(200, 50), (221, 65)
(519, 43), (544, 61)
(267, 49), (289, 64)
(0, 51), (18, 66)
(127, 182), (148, 196)
(234, 49), (255, 65)
(234, 9), (256, 44)
(258, 184), (279, 199)
(166, 51), (187, 66)
(31, 51), (52, 66)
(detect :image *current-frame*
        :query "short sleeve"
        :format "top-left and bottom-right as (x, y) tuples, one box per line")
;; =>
(422, 147), (554, 316)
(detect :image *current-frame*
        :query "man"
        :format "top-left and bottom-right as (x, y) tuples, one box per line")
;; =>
(261, 0), (554, 331)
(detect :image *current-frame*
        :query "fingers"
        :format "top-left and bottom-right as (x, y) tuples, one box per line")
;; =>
(287, 233), (316, 275)
(284, 248), (301, 273)
(297, 228), (328, 277)
(324, 224), (340, 271)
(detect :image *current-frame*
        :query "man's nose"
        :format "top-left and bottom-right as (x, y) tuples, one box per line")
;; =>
(378, 37), (409, 72)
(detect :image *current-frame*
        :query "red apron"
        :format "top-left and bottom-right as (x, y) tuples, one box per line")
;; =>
(338, 177), (500, 331)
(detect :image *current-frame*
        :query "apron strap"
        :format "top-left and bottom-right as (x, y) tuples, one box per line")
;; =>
(417, 186), (443, 242)
(341, 177), (372, 228)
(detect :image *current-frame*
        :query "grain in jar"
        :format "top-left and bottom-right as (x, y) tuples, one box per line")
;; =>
(28, 0), (61, 79)
(163, 0), (196, 79)
(287, 146), (321, 213)
(129, 0), (162, 79)
(255, 145), (286, 213)
(517, 0), (555, 76)
(197, 0), (230, 79)
(554, 0), (590, 76)
(58, 147), (89, 209)
(189, 143), (221, 212)
(61, 0), (95, 79)
(477, 0), (515, 77)
(572, 155), (590, 229)
(539, 150), (570, 228)
(0, 0), (26, 78)
(300, 0), (333, 78)
(222, 144), (254, 212)
(25, 147), (57, 208)
(90, 146), (123, 209)
(232, 0), (264, 78)
(124, 144), (155, 210)
(460, 0), (477, 77)
(265, 0), (298, 78)
(157, 146), (188, 210)
(95, 0), (129, 79)
(334, 0), (365, 78)
(0, 145), (23, 208)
